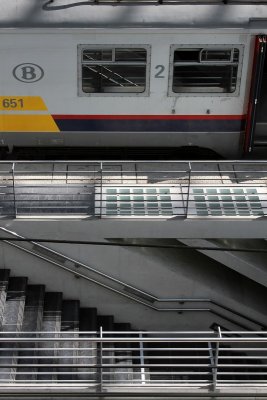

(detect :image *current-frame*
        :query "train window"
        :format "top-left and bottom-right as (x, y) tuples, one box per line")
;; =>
(78, 45), (150, 96)
(170, 46), (241, 95)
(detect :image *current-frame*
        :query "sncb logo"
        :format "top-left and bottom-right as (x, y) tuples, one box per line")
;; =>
(13, 63), (44, 83)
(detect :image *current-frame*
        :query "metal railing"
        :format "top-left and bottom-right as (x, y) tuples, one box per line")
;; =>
(0, 329), (267, 395)
(0, 227), (265, 331)
(42, 0), (267, 8)
(0, 160), (266, 218)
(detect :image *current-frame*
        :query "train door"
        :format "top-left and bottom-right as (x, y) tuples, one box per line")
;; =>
(244, 35), (267, 154)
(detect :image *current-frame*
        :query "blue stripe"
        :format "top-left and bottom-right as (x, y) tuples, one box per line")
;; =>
(55, 118), (245, 133)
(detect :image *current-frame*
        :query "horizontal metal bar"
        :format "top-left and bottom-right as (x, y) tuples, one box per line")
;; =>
(0, 337), (266, 342)
(2, 159), (267, 164)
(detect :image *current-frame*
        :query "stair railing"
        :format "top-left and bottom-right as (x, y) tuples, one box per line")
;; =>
(0, 329), (266, 394)
(0, 226), (265, 331)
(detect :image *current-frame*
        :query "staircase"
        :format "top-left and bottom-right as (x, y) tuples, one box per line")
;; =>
(0, 269), (135, 385)
(0, 268), (265, 397)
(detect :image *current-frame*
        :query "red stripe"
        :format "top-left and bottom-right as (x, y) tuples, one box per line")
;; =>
(53, 114), (246, 121)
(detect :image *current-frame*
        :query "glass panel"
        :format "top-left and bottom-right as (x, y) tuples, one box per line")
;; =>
(146, 189), (157, 194)
(148, 210), (159, 215)
(209, 203), (221, 209)
(106, 203), (117, 209)
(159, 188), (170, 194)
(83, 49), (112, 62)
(250, 203), (261, 208)
(135, 210), (146, 215)
(173, 65), (238, 93)
(196, 203), (207, 209)
(194, 196), (205, 201)
(207, 196), (219, 201)
(223, 202), (235, 208)
(120, 203), (131, 209)
(82, 65), (146, 93)
(193, 188), (204, 194)
(147, 203), (158, 208)
(115, 48), (147, 62)
(222, 196), (232, 201)
(210, 210), (222, 216)
(248, 196), (260, 201)
(252, 210), (264, 216)
(206, 189), (217, 194)
(238, 210), (250, 216)
(224, 210), (236, 216)
(196, 210), (209, 216)
(120, 210), (131, 215)
(246, 188), (258, 194)
(161, 203), (172, 208)
(106, 188), (117, 194)
(201, 49), (232, 62)
(233, 189), (244, 194)
(134, 203), (145, 208)
(107, 210), (118, 215)
(236, 203), (248, 208)
(174, 49), (200, 63)
(219, 189), (231, 194)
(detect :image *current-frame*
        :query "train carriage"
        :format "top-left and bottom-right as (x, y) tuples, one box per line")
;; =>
(0, 1), (267, 157)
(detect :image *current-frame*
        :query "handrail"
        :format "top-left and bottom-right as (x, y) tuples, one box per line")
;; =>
(0, 160), (267, 164)
(0, 227), (265, 330)
(0, 330), (266, 394)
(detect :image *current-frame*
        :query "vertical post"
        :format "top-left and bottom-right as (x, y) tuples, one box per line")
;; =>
(100, 162), (103, 218)
(99, 326), (103, 392)
(185, 162), (192, 217)
(11, 163), (17, 217)
(139, 332), (146, 385)
(212, 326), (221, 391)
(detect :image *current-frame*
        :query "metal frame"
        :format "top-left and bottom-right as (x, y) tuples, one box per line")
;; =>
(0, 329), (267, 395)
(0, 160), (266, 219)
(77, 44), (151, 97)
(168, 44), (244, 96)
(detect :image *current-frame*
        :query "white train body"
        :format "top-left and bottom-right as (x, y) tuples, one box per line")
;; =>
(0, 1), (267, 157)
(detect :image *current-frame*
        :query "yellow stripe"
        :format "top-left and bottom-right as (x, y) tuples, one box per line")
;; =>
(0, 115), (60, 132)
(0, 97), (47, 111)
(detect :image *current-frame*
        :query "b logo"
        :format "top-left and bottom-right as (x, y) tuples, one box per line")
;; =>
(13, 63), (44, 83)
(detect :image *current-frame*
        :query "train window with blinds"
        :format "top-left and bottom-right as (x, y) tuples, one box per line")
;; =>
(78, 45), (150, 96)
(169, 46), (242, 95)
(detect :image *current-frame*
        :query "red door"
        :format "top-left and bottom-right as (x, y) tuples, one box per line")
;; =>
(244, 35), (267, 154)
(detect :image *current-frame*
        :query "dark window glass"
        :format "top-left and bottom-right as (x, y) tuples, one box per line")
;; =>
(172, 48), (239, 93)
(81, 47), (147, 94)
(82, 65), (146, 93)
(83, 50), (112, 62)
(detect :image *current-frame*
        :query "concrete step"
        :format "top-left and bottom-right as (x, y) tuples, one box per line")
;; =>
(0, 270), (10, 327)
(0, 276), (28, 381)
(0, 269), (135, 384)
(17, 285), (45, 381)
(59, 300), (80, 380)
(38, 292), (62, 381)
(78, 308), (98, 382)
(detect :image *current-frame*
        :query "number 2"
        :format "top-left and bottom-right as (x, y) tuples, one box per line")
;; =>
(154, 65), (165, 78)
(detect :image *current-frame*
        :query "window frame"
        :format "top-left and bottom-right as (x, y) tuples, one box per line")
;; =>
(78, 44), (151, 97)
(168, 44), (244, 97)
